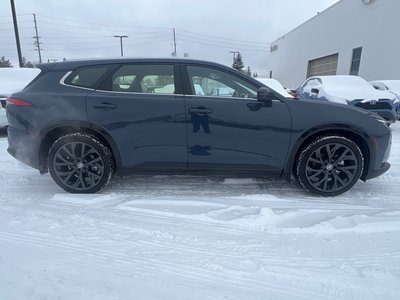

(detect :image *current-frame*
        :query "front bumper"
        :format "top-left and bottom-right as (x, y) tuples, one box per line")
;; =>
(373, 110), (397, 123)
(363, 162), (390, 180)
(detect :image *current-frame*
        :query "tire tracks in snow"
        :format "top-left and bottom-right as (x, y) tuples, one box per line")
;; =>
(0, 231), (348, 300)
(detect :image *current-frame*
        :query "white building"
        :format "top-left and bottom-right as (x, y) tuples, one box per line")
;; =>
(268, 0), (400, 88)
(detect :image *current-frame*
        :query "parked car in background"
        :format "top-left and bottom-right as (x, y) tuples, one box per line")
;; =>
(7, 58), (392, 196)
(0, 68), (41, 129)
(370, 80), (400, 120)
(298, 75), (397, 125)
(255, 78), (294, 98)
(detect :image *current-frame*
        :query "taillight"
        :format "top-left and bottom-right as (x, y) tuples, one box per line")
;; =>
(6, 98), (32, 107)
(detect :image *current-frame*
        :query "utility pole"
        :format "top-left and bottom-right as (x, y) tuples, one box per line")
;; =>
(10, 0), (23, 67)
(230, 51), (239, 60)
(114, 35), (128, 57)
(171, 28), (177, 57)
(229, 51), (239, 67)
(32, 13), (42, 63)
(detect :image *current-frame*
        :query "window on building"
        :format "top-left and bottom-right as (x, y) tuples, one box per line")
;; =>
(350, 47), (362, 76)
(307, 53), (338, 78)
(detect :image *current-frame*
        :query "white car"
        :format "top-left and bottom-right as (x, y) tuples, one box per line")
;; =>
(298, 75), (397, 124)
(0, 68), (41, 128)
(370, 80), (400, 119)
(255, 78), (294, 98)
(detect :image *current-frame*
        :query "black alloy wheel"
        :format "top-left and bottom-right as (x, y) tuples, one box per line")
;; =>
(296, 136), (364, 196)
(48, 133), (114, 193)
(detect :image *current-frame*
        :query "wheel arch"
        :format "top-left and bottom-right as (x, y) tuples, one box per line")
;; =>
(38, 121), (121, 174)
(284, 125), (373, 182)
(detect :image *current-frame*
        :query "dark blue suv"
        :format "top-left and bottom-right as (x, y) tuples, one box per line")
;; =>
(6, 59), (392, 196)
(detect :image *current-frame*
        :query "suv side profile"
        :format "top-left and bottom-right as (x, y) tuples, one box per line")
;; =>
(6, 59), (392, 196)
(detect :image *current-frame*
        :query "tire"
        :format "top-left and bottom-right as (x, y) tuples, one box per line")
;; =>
(48, 133), (115, 193)
(295, 135), (363, 197)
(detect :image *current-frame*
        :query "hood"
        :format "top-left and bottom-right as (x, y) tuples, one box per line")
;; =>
(317, 76), (397, 103)
(323, 87), (396, 103)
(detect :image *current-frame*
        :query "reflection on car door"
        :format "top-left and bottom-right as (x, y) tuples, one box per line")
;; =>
(182, 64), (292, 174)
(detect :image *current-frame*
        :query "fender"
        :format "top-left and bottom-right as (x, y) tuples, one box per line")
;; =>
(282, 123), (374, 182)
(38, 120), (122, 173)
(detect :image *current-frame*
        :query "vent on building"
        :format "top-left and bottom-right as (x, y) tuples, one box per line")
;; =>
(362, 0), (375, 4)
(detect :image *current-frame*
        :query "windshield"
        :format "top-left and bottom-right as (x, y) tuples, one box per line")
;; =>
(382, 80), (400, 94)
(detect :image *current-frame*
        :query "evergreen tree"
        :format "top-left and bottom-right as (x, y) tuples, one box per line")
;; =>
(232, 52), (244, 72)
(0, 56), (13, 68)
(21, 57), (35, 68)
(246, 66), (252, 77)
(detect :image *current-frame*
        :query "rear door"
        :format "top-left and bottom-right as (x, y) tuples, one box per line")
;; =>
(86, 63), (187, 172)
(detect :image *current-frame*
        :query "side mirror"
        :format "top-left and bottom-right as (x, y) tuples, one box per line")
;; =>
(257, 87), (273, 107)
(310, 88), (319, 98)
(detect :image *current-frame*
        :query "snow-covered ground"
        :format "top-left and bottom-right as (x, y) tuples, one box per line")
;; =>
(1, 124), (400, 300)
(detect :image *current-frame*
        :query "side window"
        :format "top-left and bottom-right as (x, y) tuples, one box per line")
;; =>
(372, 83), (386, 91)
(105, 64), (175, 94)
(187, 66), (257, 99)
(65, 66), (110, 89)
(301, 78), (321, 94)
(372, 84), (382, 91)
(303, 78), (321, 89)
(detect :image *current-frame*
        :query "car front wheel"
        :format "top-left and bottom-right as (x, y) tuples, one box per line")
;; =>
(295, 135), (364, 197)
(48, 133), (115, 193)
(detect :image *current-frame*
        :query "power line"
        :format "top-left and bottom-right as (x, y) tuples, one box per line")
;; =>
(178, 29), (269, 46)
(35, 14), (171, 31)
(34, 14), (268, 49)
(0, 13), (31, 18)
(179, 37), (267, 52)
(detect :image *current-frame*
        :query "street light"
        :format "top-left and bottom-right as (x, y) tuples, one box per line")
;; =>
(114, 35), (128, 57)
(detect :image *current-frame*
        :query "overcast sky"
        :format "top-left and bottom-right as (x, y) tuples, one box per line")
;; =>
(1, 0), (339, 75)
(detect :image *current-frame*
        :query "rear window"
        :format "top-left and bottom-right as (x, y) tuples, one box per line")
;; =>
(65, 66), (110, 89)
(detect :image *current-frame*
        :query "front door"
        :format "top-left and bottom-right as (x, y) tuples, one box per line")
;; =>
(183, 64), (292, 175)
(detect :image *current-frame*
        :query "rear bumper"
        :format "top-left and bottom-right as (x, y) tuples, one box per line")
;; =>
(7, 126), (40, 170)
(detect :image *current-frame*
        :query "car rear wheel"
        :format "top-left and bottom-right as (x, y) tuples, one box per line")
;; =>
(48, 133), (115, 193)
(295, 135), (363, 196)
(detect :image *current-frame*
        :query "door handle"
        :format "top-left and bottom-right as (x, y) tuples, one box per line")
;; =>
(93, 102), (118, 111)
(188, 107), (213, 114)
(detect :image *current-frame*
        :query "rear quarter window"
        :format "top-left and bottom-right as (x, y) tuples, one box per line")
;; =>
(65, 66), (110, 89)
